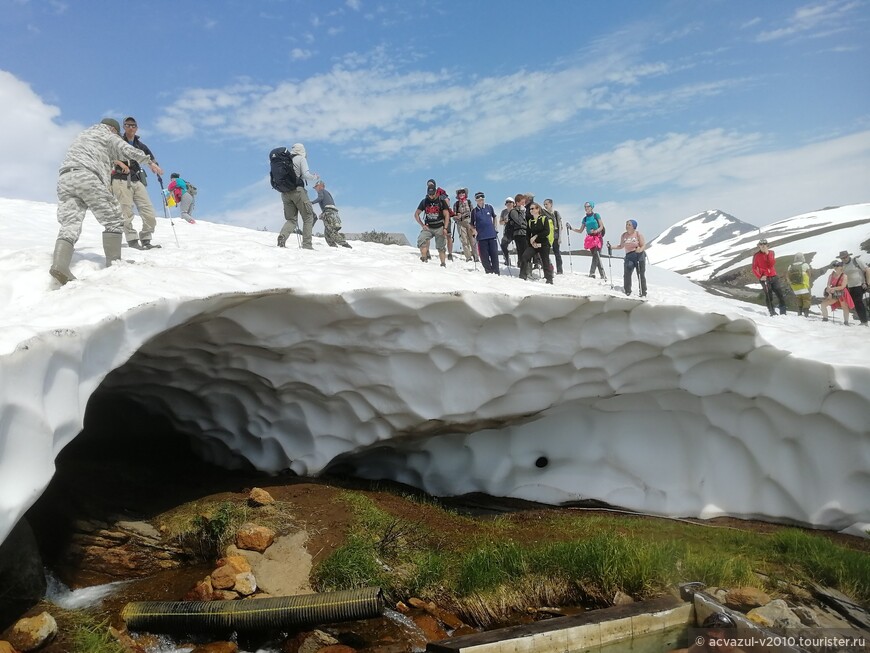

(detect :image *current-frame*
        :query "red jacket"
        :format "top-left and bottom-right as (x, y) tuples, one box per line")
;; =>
(752, 250), (777, 279)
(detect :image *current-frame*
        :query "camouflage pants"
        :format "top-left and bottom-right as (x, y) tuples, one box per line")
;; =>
(453, 216), (478, 261)
(56, 169), (124, 243)
(321, 207), (347, 246)
(111, 178), (157, 243)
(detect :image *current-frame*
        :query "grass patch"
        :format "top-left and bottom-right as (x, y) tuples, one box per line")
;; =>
(312, 491), (870, 626)
(155, 497), (297, 560)
(69, 616), (125, 653)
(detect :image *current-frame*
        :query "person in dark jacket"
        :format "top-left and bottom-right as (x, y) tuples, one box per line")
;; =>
(110, 117), (162, 249)
(499, 197), (515, 267)
(751, 238), (786, 316)
(518, 202), (554, 284)
(470, 191), (499, 274)
(507, 194), (529, 277)
(542, 199), (563, 274)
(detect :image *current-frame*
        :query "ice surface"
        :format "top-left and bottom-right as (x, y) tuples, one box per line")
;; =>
(0, 198), (868, 545)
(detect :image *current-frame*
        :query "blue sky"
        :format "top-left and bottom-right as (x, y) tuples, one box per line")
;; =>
(1, 0), (868, 244)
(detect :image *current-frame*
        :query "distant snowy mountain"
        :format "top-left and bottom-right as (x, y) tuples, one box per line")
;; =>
(648, 205), (870, 293)
(647, 210), (758, 273)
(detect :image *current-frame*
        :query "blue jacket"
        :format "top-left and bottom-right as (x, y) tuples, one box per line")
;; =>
(470, 204), (498, 240)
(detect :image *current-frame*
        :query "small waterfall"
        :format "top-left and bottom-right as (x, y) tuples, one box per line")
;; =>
(44, 570), (129, 610)
(384, 608), (427, 652)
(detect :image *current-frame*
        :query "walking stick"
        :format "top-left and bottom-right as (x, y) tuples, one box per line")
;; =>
(565, 225), (573, 273)
(606, 243), (614, 289)
(157, 176), (180, 247)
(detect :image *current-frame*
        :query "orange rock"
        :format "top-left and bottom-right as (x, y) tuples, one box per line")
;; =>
(248, 488), (275, 506)
(0, 641), (20, 653)
(235, 523), (276, 553)
(215, 555), (252, 574)
(210, 565), (237, 590)
(190, 643), (239, 653)
(316, 646), (356, 653)
(410, 613), (448, 642)
(184, 577), (214, 601)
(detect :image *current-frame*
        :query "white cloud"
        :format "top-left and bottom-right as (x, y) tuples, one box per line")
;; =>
(757, 0), (862, 42)
(0, 70), (82, 202)
(291, 48), (313, 60)
(346, 0), (362, 10)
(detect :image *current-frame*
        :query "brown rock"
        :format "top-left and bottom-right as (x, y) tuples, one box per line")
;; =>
(405, 598), (466, 630)
(0, 641), (20, 653)
(725, 586), (771, 611)
(249, 488), (275, 506)
(190, 643), (239, 653)
(282, 630), (339, 653)
(108, 626), (148, 653)
(211, 564), (237, 590)
(316, 646), (356, 653)
(215, 555), (251, 574)
(211, 590), (240, 601)
(185, 577), (214, 601)
(451, 625), (478, 636)
(410, 613), (448, 642)
(235, 524), (276, 553)
(8, 612), (57, 652)
(395, 601), (410, 614)
(613, 590), (635, 605)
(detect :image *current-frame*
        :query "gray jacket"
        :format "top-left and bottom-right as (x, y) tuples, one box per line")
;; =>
(289, 143), (319, 187)
(59, 124), (152, 187)
(842, 256), (868, 287)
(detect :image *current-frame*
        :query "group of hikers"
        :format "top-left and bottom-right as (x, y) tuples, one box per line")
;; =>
(413, 180), (649, 296)
(752, 239), (870, 325)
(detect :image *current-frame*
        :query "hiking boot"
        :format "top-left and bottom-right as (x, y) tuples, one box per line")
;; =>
(822, 317), (829, 322)
(420, 255), (428, 263)
(545, 279), (553, 285)
(440, 262), (446, 268)
(277, 235), (286, 248)
(328, 242), (338, 247)
(141, 240), (161, 249)
(49, 239), (76, 285)
(447, 254), (454, 261)
(302, 244), (314, 250)
(340, 242), (352, 248)
(128, 239), (144, 250)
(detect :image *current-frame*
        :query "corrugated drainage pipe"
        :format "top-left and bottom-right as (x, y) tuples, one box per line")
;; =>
(122, 587), (384, 633)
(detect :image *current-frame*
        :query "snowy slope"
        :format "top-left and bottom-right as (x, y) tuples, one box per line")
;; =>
(1, 198), (869, 547)
(648, 204), (870, 283)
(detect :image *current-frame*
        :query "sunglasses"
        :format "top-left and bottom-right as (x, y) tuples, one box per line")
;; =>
(124, 124), (137, 128)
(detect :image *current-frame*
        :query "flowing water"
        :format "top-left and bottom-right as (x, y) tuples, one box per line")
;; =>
(44, 570), (130, 610)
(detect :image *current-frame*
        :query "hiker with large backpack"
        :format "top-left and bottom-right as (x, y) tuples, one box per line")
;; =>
(414, 179), (451, 266)
(271, 143), (318, 249)
(787, 252), (812, 317)
(453, 188), (479, 263)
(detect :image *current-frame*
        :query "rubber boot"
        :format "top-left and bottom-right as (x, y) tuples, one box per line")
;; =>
(49, 239), (76, 285)
(103, 231), (122, 267)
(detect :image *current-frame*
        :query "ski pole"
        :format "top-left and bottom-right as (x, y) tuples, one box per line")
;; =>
(565, 225), (573, 273)
(157, 176), (180, 247)
(607, 243), (614, 289)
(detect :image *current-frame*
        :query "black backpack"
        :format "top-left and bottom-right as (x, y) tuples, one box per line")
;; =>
(269, 147), (301, 192)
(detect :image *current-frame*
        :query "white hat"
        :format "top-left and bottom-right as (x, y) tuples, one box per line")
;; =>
(505, 196), (515, 204)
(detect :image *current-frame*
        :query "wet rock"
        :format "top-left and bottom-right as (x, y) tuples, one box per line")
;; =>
(190, 643), (238, 653)
(724, 586), (771, 611)
(407, 597), (466, 630)
(282, 629), (339, 653)
(248, 488), (275, 506)
(395, 601), (410, 614)
(410, 613), (448, 642)
(211, 564), (236, 590)
(315, 646), (356, 653)
(211, 590), (240, 601)
(0, 519), (46, 629)
(0, 641), (19, 653)
(108, 626), (147, 653)
(235, 524), (275, 553)
(216, 555), (251, 574)
(7, 612), (57, 652)
(747, 599), (803, 628)
(185, 577), (214, 601)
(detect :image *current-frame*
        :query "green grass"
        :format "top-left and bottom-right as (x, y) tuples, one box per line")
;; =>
(311, 491), (870, 626)
(68, 615), (125, 653)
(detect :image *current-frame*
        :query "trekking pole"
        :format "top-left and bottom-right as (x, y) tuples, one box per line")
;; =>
(607, 243), (614, 289)
(565, 225), (573, 273)
(157, 176), (180, 247)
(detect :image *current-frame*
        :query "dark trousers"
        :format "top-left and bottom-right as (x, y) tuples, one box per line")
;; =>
(847, 286), (868, 323)
(624, 251), (647, 296)
(760, 276), (787, 315)
(520, 242), (553, 282)
(552, 239), (563, 273)
(589, 247), (605, 277)
(513, 234), (529, 277)
(501, 234), (512, 266)
(477, 238), (501, 274)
